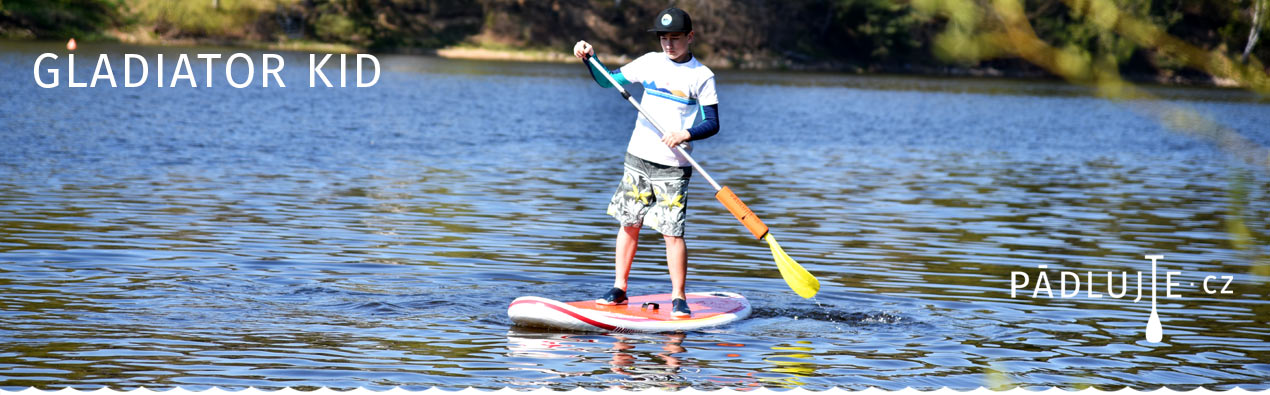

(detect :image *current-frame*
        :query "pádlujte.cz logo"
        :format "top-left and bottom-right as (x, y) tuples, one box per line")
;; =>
(1009, 255), (1235, 343)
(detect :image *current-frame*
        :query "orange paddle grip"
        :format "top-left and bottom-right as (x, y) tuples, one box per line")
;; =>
(715, 186), (769, 240)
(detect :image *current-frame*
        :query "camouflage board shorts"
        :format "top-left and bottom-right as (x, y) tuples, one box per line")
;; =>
(607, 153), (693, 237)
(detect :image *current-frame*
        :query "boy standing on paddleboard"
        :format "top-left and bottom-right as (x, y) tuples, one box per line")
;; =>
(572, 7), (720, 318)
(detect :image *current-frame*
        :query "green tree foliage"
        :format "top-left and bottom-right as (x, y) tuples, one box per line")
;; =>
(0, 0), (125, 38)
(0, 0), (1265, 79)
(302, 0), (483, 49)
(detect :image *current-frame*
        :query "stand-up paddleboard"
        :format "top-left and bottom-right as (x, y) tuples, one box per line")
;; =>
(508, 291), (750, 333)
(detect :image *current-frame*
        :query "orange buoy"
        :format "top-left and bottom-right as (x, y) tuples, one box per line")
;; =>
(67, 38), (77, 51)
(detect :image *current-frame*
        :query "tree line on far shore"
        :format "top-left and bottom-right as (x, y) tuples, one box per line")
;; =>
(1, 0), (1266, 83)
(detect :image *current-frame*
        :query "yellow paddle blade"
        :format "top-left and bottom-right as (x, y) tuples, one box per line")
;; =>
(765, 233), (819, 298)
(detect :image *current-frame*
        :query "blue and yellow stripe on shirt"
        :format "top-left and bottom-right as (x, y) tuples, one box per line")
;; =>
(642, 84), (697, 105)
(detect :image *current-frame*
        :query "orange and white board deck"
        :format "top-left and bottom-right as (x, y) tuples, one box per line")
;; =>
(508, 291), (750, 332)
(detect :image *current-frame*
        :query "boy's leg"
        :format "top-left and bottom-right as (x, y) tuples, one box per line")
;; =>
(664, 235), (687, 299)
(614, 225), (641, 291)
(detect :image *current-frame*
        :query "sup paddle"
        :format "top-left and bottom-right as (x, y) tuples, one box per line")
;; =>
(585, 55), (820, 299)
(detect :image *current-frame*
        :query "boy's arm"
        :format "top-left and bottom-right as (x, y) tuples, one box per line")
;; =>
(686, 104), (719, 141)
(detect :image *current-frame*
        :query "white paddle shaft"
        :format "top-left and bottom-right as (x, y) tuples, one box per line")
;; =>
(586, 55), (723, 192)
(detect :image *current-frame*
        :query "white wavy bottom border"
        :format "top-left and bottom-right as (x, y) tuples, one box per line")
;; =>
(3, 387), (1266, 394)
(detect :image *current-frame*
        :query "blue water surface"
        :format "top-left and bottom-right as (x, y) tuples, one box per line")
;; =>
(1, 40), (1268, 390)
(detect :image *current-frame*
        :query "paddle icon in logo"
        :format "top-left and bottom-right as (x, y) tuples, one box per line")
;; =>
(1145, 255), (1164, 343)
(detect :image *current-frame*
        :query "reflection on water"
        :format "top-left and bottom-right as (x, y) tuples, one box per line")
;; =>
(504, 330), (698, 389)
(1, 40), (1269, 390)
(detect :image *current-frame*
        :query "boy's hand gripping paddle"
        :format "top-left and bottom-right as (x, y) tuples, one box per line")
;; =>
(585, 55), (819, 298)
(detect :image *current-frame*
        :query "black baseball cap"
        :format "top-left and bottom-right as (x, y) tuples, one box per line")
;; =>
(648, 8), (692, 33)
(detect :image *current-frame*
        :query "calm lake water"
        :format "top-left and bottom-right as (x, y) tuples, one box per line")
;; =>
(1, 40), (1268, 390)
